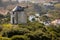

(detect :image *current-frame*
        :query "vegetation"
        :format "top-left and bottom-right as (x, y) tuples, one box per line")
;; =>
(0, 1), (60, 40)
(0, 22), (60, 40)
(11, 35), (29, 40)
(0, 37), (11, 40)
(54, 3), (60, 9)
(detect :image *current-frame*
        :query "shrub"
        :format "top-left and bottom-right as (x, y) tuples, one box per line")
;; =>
(2, 24), (13, 28)
(1, 22), (60, 40)
(2, 27), (30, 38)
(0, 37), (11, 40)
(0, 26), (3, 32)
(25, 29), (51, 40)
(11, 35), (29, 40)
(27, 22), (44, 31)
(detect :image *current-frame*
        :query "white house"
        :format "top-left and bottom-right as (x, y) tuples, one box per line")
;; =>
(35, 13), (40, 17)
(28, 15), (35, 22)
(28, 13), (40, 22)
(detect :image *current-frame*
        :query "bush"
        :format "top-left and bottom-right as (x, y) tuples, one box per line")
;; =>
(2, 24), (13, 28)
(0, 26), (3, 32)
(27, 22), (44, 31)
(1, 22), (60, 40)
(0, 37), (11, 40)
(11, 35), (29, 40)
(2, 27), (30, 38)
(25, 29), (51, 40)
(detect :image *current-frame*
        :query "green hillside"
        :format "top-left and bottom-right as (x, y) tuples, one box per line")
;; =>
(0, 1), (60, 40)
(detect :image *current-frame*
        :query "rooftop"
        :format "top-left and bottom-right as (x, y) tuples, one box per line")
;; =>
(12, 6), (25, 12)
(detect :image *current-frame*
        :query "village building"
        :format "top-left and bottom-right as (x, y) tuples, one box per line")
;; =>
(28, 13), (40, 22)
(28, 15), (35, 22)
(35, 13), (40, 17)
(10, 6), (27, 24)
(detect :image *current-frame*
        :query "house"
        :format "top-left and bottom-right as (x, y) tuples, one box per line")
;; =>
(10, 6), (27, 24)
(35, 13), (40, 17)
(28, 15), (35, 22)
(51, 19), (60, 25)
(28, 13), (40, 22)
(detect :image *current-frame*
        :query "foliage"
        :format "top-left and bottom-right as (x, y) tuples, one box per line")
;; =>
(0, 2), (60, 40)
(54, 3), (60, 9)
(1, 26), (30, 38)
(0, 22), (60, 40)
(11, 35), (29, 40)
(0, 14), (4, 19)
(0, 13), (10, 24)
(0, 26), (3, 32)
(0, 37), (11, 40)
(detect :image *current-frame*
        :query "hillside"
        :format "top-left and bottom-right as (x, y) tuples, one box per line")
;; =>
(0, 0), (60, 40)
(0, 0), (60, 6)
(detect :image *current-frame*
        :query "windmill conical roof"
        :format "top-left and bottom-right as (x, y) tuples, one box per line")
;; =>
(12, 6), (24, 12)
